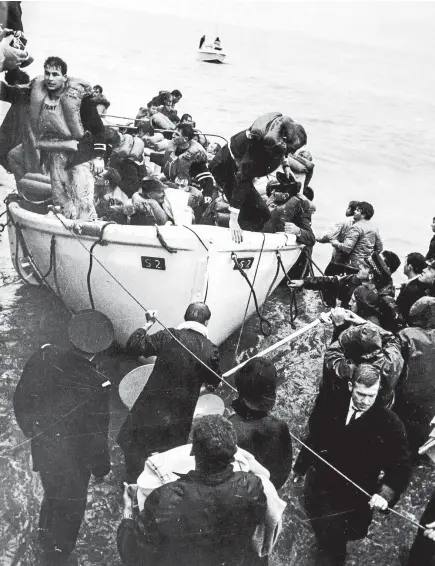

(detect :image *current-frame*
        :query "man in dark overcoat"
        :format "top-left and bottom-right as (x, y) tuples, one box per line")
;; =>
(13, 310), (114, 562)
(292, 364), (411, 566)
(117, 302), (222, 483)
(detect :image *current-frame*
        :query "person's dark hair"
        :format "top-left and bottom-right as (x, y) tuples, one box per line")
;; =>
(293, 123), (307, 149)
(104, 127), (121, 146)
(175, 173), (190, 183)
(159, 91), (172, 105)
(357, 201), (374, 220)
(104, 167), (122, 186)
(94, 93), (110, 109)
(171, 89), (182, 99)
(353, 363), (381, 388)
(147, 97), (161, 108)
(382, 250), (401, 274)
(93, 84), (103, 94)
(5, 68), (30, 85)
(303, 186), (314, 202)
(180, 113), (193, 123)
(348, 200), (360, 214)
(176, 123), (195, 141)
(137, 120), (155, 137)
(184, 302), (211, 324)
(406, 252), (426, 275)
(353, 285), (379, 318)
(235, 357), (277, 412)
(191, 415), (237, 469)
(44, 56), (67, 75)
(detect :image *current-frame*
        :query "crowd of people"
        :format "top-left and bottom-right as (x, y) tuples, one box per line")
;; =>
(2, 9), (435, 565)
(0, 54), (314, 244)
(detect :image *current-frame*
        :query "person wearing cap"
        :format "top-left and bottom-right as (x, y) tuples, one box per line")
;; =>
(117, 414), (268, 566)
(117, 302), (222, 483)
(94, 166), (131, 222)
(209, 112), (307, 243)
(395, 297), (435, 455)
(323, 320), (404, 408)
(13, 310), (114, 561)
(292, 365), (411, 566)
(396, 252), (428, 322)
(228, 357), (292, 490)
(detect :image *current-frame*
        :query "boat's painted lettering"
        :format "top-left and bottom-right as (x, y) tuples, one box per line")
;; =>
(233, 257), (254, 270)
(141, 257), (166, 270)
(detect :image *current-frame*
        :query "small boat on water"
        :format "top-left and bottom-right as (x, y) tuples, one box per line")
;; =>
(197, 46), (226, 64)
(198, 35), (226, 64)
(7, 200), (302, 346)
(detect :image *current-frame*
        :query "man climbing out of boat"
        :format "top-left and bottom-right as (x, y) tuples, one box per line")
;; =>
(0, 55), (107, 220)
(209, 112), (307, 243)
(144, 122), (207, 182)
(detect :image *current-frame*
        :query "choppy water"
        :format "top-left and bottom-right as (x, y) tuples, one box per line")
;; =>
(1, 2), (435, 564)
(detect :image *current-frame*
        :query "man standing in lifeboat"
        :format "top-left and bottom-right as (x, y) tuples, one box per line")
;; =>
(209, 112), (307, 243)
(0, 56), (107, 220)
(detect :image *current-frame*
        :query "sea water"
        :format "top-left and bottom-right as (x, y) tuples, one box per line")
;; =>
(20, 0), (435, 282)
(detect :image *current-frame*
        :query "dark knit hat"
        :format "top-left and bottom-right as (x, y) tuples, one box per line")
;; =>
(353, 285), (379, 310)
(339, 322), (382, 362)
(382, 251), (401, 275)
(235, 357), (277, 412)
(191, 415), (237, 464)
(364, 252), (391, 287)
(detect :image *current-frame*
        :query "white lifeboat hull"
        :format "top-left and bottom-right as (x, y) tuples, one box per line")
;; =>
(7, 203), (302, 346)
(197, 48), (226, 64)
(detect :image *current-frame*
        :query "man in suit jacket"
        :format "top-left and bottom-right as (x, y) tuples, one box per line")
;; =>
(117, 302), (222, 483)
(292, 364), (411, 566)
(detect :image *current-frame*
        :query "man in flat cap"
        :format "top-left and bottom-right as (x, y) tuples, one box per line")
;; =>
(13, 309), (114, 562)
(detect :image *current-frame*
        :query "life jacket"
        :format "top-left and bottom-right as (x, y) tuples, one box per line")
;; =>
(151, 112), (176, 130)
(29, 76), (92, 140)
(249, 112), (297, 158)
(114, 134), (144, 162)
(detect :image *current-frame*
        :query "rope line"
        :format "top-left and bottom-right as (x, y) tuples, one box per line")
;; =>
(234, 232), (267, 357)
(289, 431), (425, 531)
(49, 208), (237, 392)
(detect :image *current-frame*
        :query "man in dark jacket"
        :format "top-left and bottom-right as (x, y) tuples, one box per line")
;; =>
(396, 297), (435, 454)
(209, 112), (307, 243)
(117, 415), (268, 566)
(229, 357), (292, 490)
(292, 364), (411, 566)
(396, 252), (428, 322)
(117, 302), (222, 483)
(13, 310), (114, 561)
